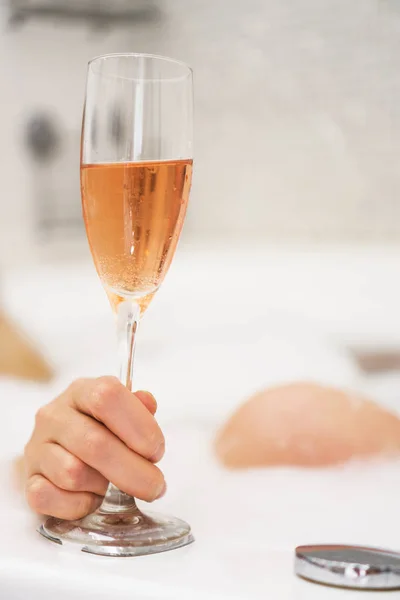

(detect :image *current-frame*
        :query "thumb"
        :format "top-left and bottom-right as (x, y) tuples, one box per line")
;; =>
(134, 390), (157, 415)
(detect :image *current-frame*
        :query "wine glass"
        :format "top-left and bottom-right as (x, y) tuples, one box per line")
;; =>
(39, 53), (194, 557)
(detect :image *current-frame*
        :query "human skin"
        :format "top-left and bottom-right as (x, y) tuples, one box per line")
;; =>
(23, 376), (166, 520)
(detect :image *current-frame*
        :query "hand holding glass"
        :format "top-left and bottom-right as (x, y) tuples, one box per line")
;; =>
(39, 53), (194, 557)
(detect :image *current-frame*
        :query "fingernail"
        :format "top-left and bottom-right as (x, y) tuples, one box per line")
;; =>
(156, 481), (167, 499)
(151, 439), (165, 463)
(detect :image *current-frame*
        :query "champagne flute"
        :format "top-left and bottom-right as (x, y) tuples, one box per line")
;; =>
(39, 53), (194, 557)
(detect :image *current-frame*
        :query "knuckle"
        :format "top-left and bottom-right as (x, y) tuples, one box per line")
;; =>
(35, 401), (66, 430)
(36, 402), (67, 433)
(35, 404), (52, 426)
(62, 456), (85, 491)
(83, 428), (108, 459)
(91, 376), (121, 417)
(25, 476), (48, 513)
(66, 378), (89, 399)
(70, 377), (88, 391)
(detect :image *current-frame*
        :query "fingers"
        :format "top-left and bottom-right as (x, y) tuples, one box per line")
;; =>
(70, 377), (165, 463)
(26, 474), (103, 520)
(24, 378), (166, 520)
(41, 406), (166, 502)
(28, 442), (108, 496)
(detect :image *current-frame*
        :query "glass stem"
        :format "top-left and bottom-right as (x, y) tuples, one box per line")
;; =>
(99, 300), (140, 514)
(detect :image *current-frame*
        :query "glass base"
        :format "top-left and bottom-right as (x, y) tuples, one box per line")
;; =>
(38, 505), (194, 557)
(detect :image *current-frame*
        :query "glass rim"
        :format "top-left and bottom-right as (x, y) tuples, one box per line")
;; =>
(87, 53), (193, 83)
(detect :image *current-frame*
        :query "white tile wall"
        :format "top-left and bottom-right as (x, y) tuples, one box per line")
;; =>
(1, 0), (400, 265)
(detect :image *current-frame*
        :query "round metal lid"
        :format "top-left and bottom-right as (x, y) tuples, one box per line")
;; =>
(295, 545), (400, 590)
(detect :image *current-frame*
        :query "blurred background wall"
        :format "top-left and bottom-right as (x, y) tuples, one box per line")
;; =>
(1, 0), (400, 266)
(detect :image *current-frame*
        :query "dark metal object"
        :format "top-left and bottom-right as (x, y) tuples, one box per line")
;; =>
(295, 544), (400, 590)
(24, 112), (82, 239)
(25, 113), (60, 163)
